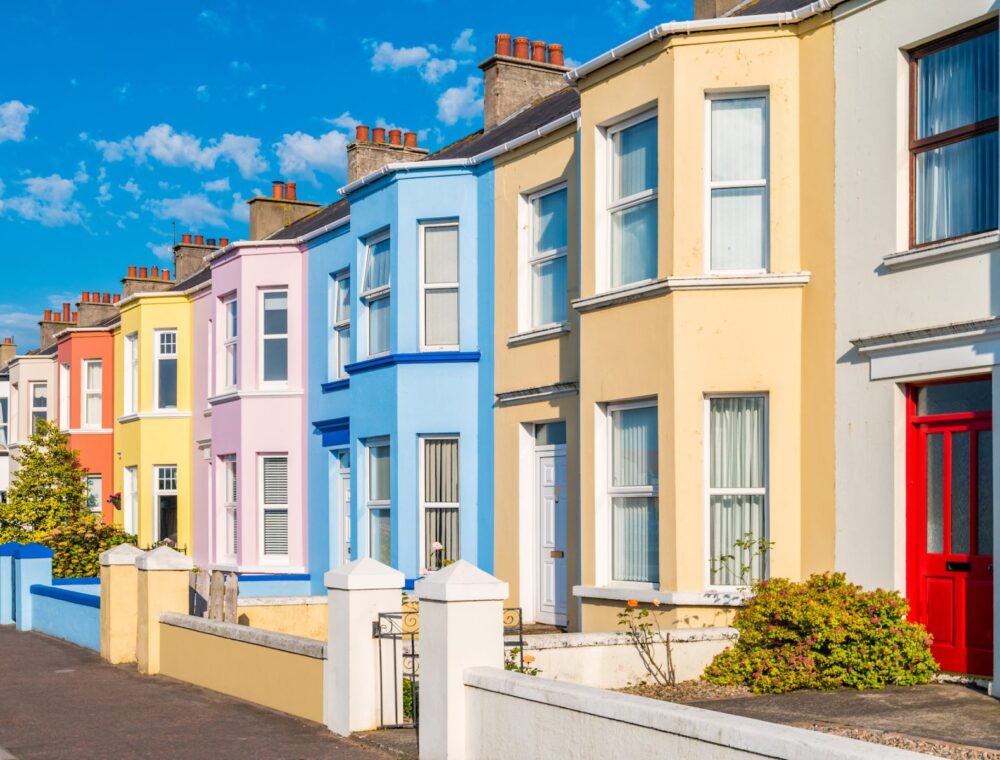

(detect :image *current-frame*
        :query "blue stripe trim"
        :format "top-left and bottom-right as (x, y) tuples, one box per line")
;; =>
(238, 573), (311, 582)
(53, 577), (100, 586)
(344, 351), (480, 376)
(30, 584), (100, 608)
(321, 379), (349, 393)
(312, 417), (349, 434)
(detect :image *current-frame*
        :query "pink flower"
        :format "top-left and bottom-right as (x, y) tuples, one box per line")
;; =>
(431, 541), (444, 552)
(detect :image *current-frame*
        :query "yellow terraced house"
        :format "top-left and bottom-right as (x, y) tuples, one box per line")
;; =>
(567, 7), (836, 631)
(113, 266), (206, 553)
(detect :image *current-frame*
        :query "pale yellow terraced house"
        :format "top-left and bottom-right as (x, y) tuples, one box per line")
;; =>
(565, 3), (837, 631)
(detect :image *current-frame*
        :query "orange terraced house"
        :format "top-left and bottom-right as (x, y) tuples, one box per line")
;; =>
(55, 290), (121, 524)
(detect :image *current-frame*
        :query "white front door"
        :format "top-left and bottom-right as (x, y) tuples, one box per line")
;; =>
(536, 446), (567, 626)
(123, 466), (138, 536)
(339, 467), (351, 565)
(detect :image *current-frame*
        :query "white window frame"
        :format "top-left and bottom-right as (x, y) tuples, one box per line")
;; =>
(153, 464), (178, 544)
(223, 294), (238, 390)
(259, 454), (289, 562)
(366, 438), (391, 562)
(259, 289), (289, 387)
(332, 270), (351, 379)
(362, 232), (391, 358)
(153, 329), (178, 410)
(0, 393), (8, 447)
(29, 381), (48, 435)
(703, 91), (770, 275)
(703, 393), (770, 590)
(597, 109), (659, 293)
(124, 332), (139, 414)
(220, 454), (237, 561)
(519, 183), (569, 332)
(85, 474), (102, 514)
(419, 221), (460, 351)
(123, 465), (138, 535)
(82, 359), (102, 429)
(418, 435), (460, 572)
(58, 363), (70, 430)
(597, 398), (659, 589)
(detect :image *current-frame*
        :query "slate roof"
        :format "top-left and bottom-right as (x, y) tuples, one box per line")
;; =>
(725, 0), (811, 16)
(265, 198), (350, 241)
(431, 87), (580, 160)
(171, 266), (213, 293)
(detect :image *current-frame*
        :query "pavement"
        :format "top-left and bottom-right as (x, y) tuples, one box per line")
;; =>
(695, 683), (1000, 753)
(0, 626), (396, 760)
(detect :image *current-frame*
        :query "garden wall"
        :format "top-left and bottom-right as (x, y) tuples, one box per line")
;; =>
(236, 595), (326, 640)
(30, 585), (100, 651)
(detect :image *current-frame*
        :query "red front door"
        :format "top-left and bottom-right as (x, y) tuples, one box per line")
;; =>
(908, 379), (994, 676)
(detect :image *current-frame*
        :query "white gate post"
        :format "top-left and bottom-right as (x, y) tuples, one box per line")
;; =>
(324, 557), (405, 736)
(416, 561), (508, 760)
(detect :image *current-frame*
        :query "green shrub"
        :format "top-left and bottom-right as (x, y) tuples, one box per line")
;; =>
(42, 516), (137, 578)
(703, 573), (938, 693)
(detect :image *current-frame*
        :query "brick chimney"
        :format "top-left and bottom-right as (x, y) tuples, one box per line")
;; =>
(172, 232), (228, 282)
(693, 0), (746, 19)
(479, 35), (570, 130)
(121, 264), (175, 298)
(247, 180), (322, 240)
(346, 126), (428, 185)
(76, 291), (119, 327)
(0, 337), (15, 368)
(39, 302), (77, 349)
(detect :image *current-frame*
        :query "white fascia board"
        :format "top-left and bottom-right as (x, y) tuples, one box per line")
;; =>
(205, 213), (351, 263)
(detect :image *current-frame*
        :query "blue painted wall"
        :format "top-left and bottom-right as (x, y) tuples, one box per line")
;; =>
(237, 574), (313, 598)
(30, 587), (101, 651)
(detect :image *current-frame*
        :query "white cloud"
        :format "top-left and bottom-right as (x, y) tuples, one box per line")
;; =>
(422, 58), (457, 84)
(371, 41), (431, 72)
(73, 161), (89, 183)
(195, 84), (210, 102)
(230, 192), (249, 222)
(326, 112), (361, 130)
(452, 28), (475, 54)
(146, 241), (174, 261)
(631, 0), (651, 9)
(144, 193), (227, 227)
(274, 129), (349, 183)
(437, 77), (483, 126)
(203, 177), (230, 192)
(0, 306), (42, 350)
(92, 124), (267, 178)
(0, 174), (86, 227)
(97, 182), (112, 204)
(197, 9), (230, 33)
(120, 178), (141, 198)
(565, 56), (582, 68)
(0, 100), (35, 143)
(229, 60), (251, 73)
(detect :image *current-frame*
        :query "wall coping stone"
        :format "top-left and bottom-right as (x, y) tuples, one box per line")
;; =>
(325, 557), (405, 591)
(159, 612), (326, 659)
(521, 627), (738, 651)
(31, 584), (100, 609)
(0, 542), (21, 557)
(13, 543), (54, 559)
(100, 544), (146, 566)
(237, 595), (327, 607)
(136, 545), (193, 571)
(415, 560), (508, 602)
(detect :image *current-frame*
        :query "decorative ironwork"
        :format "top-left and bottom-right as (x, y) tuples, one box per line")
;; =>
(503, 607), (524, 671)
(373, 611), (420, 734)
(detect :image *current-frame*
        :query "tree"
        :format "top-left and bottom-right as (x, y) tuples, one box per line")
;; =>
(0, 419), (89, 543)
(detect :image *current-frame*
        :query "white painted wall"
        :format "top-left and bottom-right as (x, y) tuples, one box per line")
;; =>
(0, 374), (8, 498)
(833, 0), (999, 591)
(6, 355), (56, 475)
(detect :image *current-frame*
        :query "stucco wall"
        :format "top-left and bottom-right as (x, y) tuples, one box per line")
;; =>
(7, 355), (56, 471)
(236, 596), (327, 640)
(30, 588), (101, 651)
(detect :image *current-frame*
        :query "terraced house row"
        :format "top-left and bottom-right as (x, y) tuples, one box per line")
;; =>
(0, 0), (996, 678)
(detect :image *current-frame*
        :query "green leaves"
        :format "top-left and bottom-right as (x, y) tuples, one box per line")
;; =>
(703, 573), (939, 693)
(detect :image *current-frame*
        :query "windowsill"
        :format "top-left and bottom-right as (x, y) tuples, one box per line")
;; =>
(573, 584), (747, 607)
(321, 379), (350, 392)
(207, 391), (239, 405)
(68, 428), (113, 435)
(882, 229), (999, 271)
(507, 322), (571, 347)
(117, 411), (191, 423)
(207, 389), (303, 405)
(573, 272), (811, 313)
(207, 564), (308, 575)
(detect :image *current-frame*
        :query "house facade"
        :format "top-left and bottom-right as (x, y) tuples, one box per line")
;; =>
(0, 338), (15, 504)
(6, 348), (57, 475)
(834, 0), (998, 677)
(567, 8), (837, 631)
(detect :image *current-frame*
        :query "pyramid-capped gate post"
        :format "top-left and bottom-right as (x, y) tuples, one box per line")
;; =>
(416, 560), (508, 760)
(0, 542), (21, 625)
(99, 544), (146, 663)
(135, 546), (193, 674)
(12, 543), (54, 631)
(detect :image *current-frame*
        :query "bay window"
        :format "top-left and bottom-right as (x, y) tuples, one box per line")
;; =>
(223, 295), (238, 389)
(124, 333), (138, 414)
(82, 359), (102, 428)
(421, 223), (459, 349)
(261, 290), (288, 384)
(608, 402), (658, 584)
(261, 455), (289, 557)
(911, 21), (997, 246)
(607, 113), (658, 289)
(422, 437), (459, 571)
(154, 330), (177, 410)
(30, 382), (47, 434)
(333, 271), (351, 378)
(367, 440), (391, 565)
(363, 235), (391, 357)
(527, 186), (568, 328)
(707, 396), (768, 586)
(708, 94), (769, 271)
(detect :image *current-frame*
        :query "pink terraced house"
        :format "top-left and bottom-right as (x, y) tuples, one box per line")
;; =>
(192, 184), (320, 579)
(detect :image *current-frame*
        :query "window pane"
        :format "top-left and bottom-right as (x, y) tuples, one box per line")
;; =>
(951, 432), (970, 554)
(927, 433), (944, 553)
(916, 131), (998, 244)
(369, 297), (390, 355)
(263, 509), (289, 555)
(262, 456), (288, 505)
(611, 199), (657, 287)
(424, 439), (459, 503)
(534, 189), (567, 254)
(614, 117), (657, 201)
(263, 337), (288, 382)
(611, 406), (658, 488)
(710, 494), (766, 585)
(977, 430), (993, 556)
(226, 299), (238, 338)
(370, 508), (391, 564)
(32, 383), (47, 408)
(86, 476), (102, 513)
(158, 495), (178, 544)
(425, 507), (459, 570)
(86, 361), (102, 391)
(226, 344), (237, 386)
(157, 359), (177, 408)
(424, 225), (459, 284)
(612, 496), (658, 582)
(918, 30), (998, 139)
(712, 97), (766, 181)
(0, 398), (7, 446)
(369, 444), (390, 501)
(263, 292), (288, 335)
(364, 238), (391, 291)
(711, 187), (766, 270)
(86, 394), (102, 426)
(337, 328), (351, 377)
(531, 256), (567, 327)
(336, 277), (350, 323)
(159, 332), (176, 355)
(535, 421), (567, 446)
(916, 379), (992, 416)
(710, 397), (765, 489)
(425, 290), (458, 346)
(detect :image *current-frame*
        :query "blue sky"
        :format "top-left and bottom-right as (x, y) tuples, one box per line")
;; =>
(0, 0), (691, 350)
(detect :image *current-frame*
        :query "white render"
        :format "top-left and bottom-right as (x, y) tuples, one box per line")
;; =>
(833, 0), (999, 684)
(0, 372), (8, 500)
(5, 354), (56, 475)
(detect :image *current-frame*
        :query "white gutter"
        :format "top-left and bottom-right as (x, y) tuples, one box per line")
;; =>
(52, 325), (119, 341)
(206, 213), (351, 263)
(565, 0), (843, 83)
(337, 109), (581, 196)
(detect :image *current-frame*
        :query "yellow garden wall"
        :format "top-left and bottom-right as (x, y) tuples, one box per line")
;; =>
(237, 600), (328, 641)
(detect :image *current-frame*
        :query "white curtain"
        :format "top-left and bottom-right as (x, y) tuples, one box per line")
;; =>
(85, 361), (102, 425)
(425, 290), (458, 346)
(611, 117), (658, 287)
(611, 406), (658, 487)
(364, 238), (390, 291)
(917, 133), (997, 243)
(534, 189), (567, 254)
(918, 31), (997, 138)
(369, 444), (390, 501)
(710, 495), (765, 585)
(711, 98), (766, 182)
(532, 257), (567, 326)
(370, 509), (391, 564)
(369, 297), (390, 354)
(611, 406), (658, 583)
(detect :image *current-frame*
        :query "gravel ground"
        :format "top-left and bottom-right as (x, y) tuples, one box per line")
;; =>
(621, 679), (753, 702)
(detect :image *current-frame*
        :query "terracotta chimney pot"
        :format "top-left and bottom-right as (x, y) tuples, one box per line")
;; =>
(139, 267), (148, 279)
(404, 132), (418, 148)
(355, 125), (370, 142)
(182, 233), (192, 244)
(194, 235), (204, 245)
(285, 182), (297, 200)
(372, 127), (386, 144)
(103, 293), (111, 304)
(513, 36), (530, 59)
(531, 40), (546, 62)
(207, 238), (216, 247)
(81, 292), (91, 303)
(151, 266), (160, 279)
(128, 265), (137, 278)
(272, 180), (285, 199)
(495, 33), (512, 56)
(113, 295), (121, 304)
(91, 291), (100, 303)
(219, 237), (230, 247)
(547, 43), (564, 66)
(162, 270), (171, 281)
(44, 309), (52, 321)
(388, 129), (402, 146)
(62, 303), (71, 321)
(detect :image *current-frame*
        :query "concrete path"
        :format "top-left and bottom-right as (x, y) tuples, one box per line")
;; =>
(0, 627), (394, 760)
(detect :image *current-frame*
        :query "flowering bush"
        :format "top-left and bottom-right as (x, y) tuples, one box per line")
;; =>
(43, 516), (137, 578)
(618, 597), (674, 685)
(703, 573), (938, 693)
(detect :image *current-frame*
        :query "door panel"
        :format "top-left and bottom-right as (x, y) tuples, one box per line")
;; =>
(536, 450), (567, 625)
